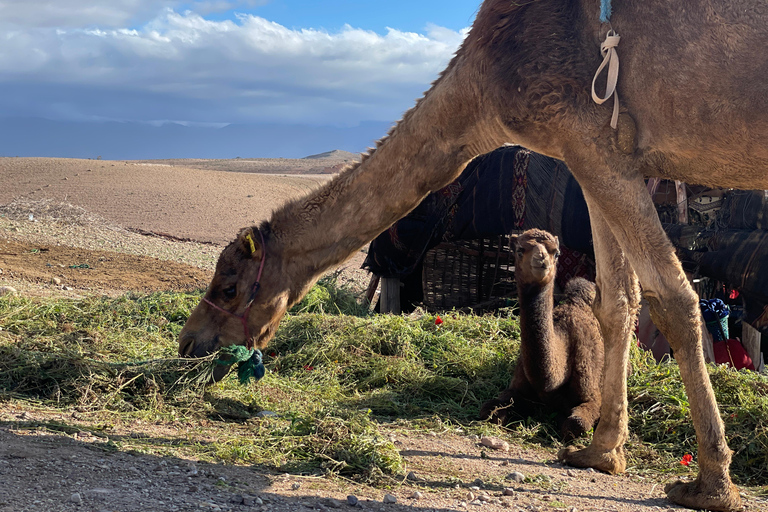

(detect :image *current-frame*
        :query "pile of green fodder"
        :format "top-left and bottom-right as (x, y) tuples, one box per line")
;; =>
(1, 279), (767, 487)
(0, 292), (216, 410)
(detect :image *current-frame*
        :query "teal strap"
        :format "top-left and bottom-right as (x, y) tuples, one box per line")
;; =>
(215, 346), (266, 384)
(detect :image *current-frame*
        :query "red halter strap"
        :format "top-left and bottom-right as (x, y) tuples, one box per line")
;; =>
(203, 229), (266, 349)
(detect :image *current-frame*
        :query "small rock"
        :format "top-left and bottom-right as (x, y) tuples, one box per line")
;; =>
(585, 468), (595, 473)
(473, 478), (484, 487)
(347, 495), (358, 506)
(501, 460), (509, 466)
(470, 486), (481, 491)
(478, 495), (492, 502)
(383, 494), (397, 504)
(466, 492), (476, 501)
(502, 488), (515, 496)
(291, 482), (301, 491)
(0, 286), (18, 297)
(469, 499), (483, 506)
(52, 277), (62, 285)
(62, 286), (73, 291)
(70, 493), (82, 505)
(506, 471), (525, 483)
(256, 411), (278, 418)
(327, 498), (343, 508)
(410, 491), (423, 500)
(480, 436), (510, 452)
(406, 471), (419, 481)
(569, 507), (578, 512)
(242, 496), (256, 506)
(566, 469), (578, 477)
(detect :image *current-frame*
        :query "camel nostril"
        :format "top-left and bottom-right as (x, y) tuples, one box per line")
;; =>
(178, 335), (195, 357)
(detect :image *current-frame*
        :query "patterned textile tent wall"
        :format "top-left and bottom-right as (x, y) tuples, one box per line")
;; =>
(363, 145), (593, 311)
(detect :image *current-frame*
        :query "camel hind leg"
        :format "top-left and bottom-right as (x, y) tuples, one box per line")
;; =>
(559, 150), (741, 512)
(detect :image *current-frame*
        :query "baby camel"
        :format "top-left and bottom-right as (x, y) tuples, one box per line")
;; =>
(480, 229), (603, 441)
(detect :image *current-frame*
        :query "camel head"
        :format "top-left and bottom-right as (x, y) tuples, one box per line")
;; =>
(512, 229), (560, 287)
(178, 226), (289, 370)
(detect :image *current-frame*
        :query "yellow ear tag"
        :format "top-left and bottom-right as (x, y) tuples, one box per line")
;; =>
(245, 233), (257, 256)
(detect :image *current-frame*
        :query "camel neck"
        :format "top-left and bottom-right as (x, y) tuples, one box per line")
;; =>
(265, 64), (507, 300)
(517, 281), (557, 360)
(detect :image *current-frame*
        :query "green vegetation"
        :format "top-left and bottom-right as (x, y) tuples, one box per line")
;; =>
(1, 278), (767, 488)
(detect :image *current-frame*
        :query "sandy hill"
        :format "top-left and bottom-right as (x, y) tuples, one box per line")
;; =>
(134, 150), (362, 175)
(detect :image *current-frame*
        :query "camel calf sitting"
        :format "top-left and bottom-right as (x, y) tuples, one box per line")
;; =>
(480, 229), (603, 441)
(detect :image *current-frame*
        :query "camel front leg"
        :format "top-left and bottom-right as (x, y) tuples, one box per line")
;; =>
(559, 152), (741, 512)
(558, 197), (638, 473)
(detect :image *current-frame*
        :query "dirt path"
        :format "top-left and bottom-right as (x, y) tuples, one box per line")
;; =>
(0, 405), (685, 512)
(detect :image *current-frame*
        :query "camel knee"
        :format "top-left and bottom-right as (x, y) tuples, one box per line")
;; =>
(643, 286), (700, 353)
(591, 280), (640, 342)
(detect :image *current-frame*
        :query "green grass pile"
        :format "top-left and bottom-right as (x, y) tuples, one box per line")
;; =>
(1, 280), (767, 487)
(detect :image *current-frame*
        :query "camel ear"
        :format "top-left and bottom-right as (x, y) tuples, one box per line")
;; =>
(237, 227), (263, 260)
(509, 234), (519, 249)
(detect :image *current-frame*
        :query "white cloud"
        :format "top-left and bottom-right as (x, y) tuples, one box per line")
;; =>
(0, 7), (467, 126)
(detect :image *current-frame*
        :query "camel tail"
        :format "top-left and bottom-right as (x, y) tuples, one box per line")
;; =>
(562, 277), (597, 307)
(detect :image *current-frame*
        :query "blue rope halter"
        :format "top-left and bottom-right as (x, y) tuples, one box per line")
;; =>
(600, 0), (612, 23)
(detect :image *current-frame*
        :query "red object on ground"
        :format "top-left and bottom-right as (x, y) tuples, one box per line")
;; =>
(713, 339), (755, 371)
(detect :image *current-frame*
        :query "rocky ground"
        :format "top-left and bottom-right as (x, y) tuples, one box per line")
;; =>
(0, 157), (765, 512)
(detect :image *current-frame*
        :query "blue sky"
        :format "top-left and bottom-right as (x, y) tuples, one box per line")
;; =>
(0, 0), (476, 130)
(210, 1), (478, 34)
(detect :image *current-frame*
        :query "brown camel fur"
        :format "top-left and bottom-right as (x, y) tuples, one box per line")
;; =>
(479, 229), (603, 442)
(178, 1), (768, 509)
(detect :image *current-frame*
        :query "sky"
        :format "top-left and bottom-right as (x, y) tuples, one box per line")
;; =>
(0, 0), (477, 130)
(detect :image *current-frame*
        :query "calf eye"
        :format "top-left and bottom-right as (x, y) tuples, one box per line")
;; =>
(223, 286), (237, 300)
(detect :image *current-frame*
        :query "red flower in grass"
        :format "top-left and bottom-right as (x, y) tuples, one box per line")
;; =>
(435, 315), (444, 327)
(303, 365), (314, 372)
(680, 454), (693, 466)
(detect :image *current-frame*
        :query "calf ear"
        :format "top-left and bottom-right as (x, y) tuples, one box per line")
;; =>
(237, 227), (263, 260)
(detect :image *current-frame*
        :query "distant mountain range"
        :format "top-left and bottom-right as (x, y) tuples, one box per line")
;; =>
(0, 118), (393, 160)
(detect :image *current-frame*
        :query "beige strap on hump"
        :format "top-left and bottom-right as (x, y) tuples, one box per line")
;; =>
(592, 30), (621, 129)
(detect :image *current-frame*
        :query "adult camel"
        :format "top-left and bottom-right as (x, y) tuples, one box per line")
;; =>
(179, 1), (768, 510)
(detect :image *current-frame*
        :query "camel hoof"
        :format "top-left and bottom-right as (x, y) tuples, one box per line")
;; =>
(557, 445), (626, 475)
(664, 479), (742, 512)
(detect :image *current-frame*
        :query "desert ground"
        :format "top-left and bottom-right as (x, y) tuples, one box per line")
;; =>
(0, 157), (764, 512)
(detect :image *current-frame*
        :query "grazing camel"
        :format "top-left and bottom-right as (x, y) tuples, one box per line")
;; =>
(479, 229), (603, 442)
(179, 1), (768, 509)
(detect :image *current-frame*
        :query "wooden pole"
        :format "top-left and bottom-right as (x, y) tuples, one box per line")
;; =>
(676, 180), (688, 224)
(380, 277), (401, 314)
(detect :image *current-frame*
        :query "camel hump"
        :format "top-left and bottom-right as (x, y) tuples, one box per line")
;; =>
(563, 277), (596, 307)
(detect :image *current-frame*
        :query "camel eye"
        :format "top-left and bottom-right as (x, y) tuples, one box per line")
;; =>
(554, 250), (561, 258)
(223, 286), (237, 300)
